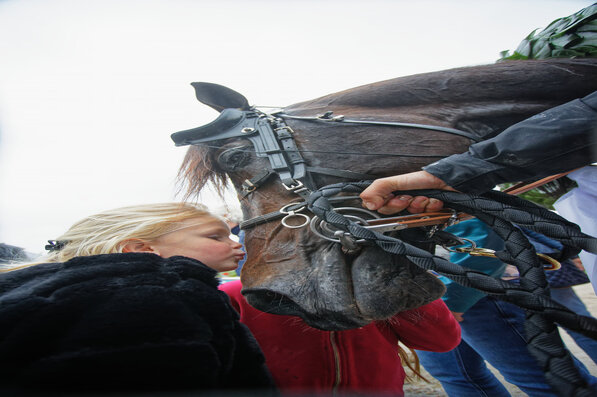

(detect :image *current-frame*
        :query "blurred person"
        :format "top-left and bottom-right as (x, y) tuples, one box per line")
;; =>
(416, 218), (597, 396)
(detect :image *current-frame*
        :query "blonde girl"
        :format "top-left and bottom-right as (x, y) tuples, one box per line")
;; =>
(0, 203), (275, 394)
(36, 202), (243, 270)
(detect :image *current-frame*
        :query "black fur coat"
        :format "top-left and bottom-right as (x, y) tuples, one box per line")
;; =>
(0, 253), (276, 394)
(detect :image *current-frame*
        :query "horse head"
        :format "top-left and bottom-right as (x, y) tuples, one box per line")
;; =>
(174, 59), (597, 330)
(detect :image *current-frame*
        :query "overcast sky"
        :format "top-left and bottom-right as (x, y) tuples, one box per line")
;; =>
(0, 0), (593, 253)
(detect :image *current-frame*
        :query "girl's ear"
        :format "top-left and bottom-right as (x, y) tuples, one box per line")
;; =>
(120, 239), (159, 254)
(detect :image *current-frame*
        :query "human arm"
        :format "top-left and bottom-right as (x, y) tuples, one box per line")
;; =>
(425, 91), (597, 193)
(360, 91), (597, 213)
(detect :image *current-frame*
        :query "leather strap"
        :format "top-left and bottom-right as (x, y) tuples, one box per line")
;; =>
(241, 170), (276, 198)
(502, 170), (577, 195)
(278, 112), (481, 142)
(306, 166), (375, 181)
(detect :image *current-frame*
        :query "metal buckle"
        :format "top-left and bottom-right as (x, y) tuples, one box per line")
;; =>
(282, 180), (309, 195)
(242, 179), (257, 193)
(283, 180), (303, 190)
(316, 111), (344, 121)
(274, 126), (294, 134)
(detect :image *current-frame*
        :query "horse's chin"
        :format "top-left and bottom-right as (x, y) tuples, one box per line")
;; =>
(350, 246), (446, 319)
(243, 289), (369, 331)
(241, 245), (446, 331)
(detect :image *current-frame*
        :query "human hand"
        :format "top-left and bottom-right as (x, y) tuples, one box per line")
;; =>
(359, 170), (456, 215)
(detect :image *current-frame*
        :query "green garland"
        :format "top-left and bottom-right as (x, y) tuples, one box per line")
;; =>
(500, 3), (597, 60)
(496, 4), (595, 207)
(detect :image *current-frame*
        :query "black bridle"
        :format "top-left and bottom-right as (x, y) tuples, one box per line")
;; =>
(171, 106), (476, 249)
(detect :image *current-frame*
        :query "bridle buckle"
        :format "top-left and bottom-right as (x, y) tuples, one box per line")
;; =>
(242, 179), (257, 193)
(283, 180), (308, 195)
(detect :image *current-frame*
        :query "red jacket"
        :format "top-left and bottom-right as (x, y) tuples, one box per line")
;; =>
(220, 280), (460, 395)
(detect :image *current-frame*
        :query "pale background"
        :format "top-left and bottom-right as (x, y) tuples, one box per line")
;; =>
(1, 0), (593, 254)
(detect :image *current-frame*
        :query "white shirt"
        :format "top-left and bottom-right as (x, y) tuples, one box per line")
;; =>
(554, 166), (597, 294)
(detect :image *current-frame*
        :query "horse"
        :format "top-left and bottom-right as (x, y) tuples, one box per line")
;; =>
(173, 58), (597, 332)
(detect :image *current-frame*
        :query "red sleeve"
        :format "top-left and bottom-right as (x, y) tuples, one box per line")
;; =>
(218, 280), (242, 313)
(388, 299), (461, 352)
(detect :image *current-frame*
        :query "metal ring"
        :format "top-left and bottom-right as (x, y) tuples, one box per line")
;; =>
(279, 202), (306, 214)
(309, 214), (371, 243)
(309, 207), (381, 242)
(443, 238), (477, 253)
(281, 213), (310, 229)
(332, 206), (381, 220)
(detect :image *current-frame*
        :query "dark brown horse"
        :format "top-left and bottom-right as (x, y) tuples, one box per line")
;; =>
(175, 58), (597, 331)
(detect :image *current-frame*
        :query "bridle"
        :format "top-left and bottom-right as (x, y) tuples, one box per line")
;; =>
(171, 107), (478, 250)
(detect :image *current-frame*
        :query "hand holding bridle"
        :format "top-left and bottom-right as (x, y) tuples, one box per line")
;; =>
(359, 170), (456, 214)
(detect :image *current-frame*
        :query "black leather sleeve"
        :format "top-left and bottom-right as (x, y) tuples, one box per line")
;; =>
(423, 91), (597, 194)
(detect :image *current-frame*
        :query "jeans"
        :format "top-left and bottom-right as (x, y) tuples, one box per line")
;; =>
(417, 296), (597, 397)
(551, 287), (597, 365)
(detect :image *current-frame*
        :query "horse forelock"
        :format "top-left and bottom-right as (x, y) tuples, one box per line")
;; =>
(177, 145), (229, 200)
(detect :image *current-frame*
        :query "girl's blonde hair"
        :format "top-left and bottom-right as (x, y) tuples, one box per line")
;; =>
(26, 203), (216, 266)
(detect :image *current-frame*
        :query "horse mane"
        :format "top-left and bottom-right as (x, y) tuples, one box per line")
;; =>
(286, 59), (597, 111)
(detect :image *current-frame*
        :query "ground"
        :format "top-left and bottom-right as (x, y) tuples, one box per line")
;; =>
(403, 283), (597, 396)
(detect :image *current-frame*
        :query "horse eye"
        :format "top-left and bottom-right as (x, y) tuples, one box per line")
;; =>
(216, 145), (252, 171)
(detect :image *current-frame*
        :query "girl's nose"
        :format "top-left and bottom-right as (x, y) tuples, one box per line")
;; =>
(229, 238), (243, 249)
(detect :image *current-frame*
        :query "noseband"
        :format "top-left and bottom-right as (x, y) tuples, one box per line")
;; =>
(171, 107), (476, 249)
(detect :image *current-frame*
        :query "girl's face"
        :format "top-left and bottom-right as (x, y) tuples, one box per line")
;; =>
(150, 217), (244, 272)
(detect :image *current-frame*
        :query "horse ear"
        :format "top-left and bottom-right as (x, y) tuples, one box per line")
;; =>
(190, 82), (250, 112)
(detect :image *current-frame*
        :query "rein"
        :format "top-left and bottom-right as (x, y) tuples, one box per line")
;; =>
(308, 181), (597, 397)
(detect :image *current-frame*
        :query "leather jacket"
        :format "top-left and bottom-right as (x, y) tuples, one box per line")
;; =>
(424, 91), (597, 193)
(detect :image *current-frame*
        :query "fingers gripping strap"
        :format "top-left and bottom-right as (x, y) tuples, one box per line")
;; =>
(307, 182), (597, 397)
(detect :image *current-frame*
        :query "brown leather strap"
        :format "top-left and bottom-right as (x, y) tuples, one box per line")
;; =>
(502, 170), (578, 195)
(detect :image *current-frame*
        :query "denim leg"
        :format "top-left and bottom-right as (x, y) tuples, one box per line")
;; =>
(550, 287), (597, 365)
(418, 341), (510, 397)
(461, 296), (596, 396)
